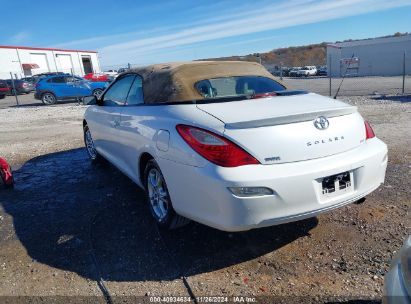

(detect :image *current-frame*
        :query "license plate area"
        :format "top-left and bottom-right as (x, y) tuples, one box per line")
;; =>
(321, 171), (353, 197)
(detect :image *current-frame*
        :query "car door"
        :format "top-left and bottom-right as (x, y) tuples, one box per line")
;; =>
(115, 75), (148, 181)
(46, 76), (72, 98)
(65, 76), (90, 97)
(88, 74), (135, 169)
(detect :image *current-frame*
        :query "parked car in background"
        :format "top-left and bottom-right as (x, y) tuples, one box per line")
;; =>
(281, 67), (291, 77)
(35, 75), (108, 105)
(270, 67), (290, 77)
(21, 76), (36, 84)
(117, 67), (130, 74)
(6, 79), (35, 94)
(82, 61), (387, 232)
(297, 66), (317, 77)
(0, 80), (9, 99)
(104, 69), (118, 77)
(84, 73), (109, 82)
(384, 235), (411, 303)
(317, 66), (327, 76)
(289, 67), (302, 77)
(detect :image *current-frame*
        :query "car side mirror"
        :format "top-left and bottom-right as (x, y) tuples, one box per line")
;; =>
(83, 95), (99, 105)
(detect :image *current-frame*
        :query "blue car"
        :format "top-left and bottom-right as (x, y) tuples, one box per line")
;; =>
(34, 75), (108, 105)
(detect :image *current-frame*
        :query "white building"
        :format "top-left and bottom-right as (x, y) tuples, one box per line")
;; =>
(327, 35), (411, 77)
(0, 45), (101, 79)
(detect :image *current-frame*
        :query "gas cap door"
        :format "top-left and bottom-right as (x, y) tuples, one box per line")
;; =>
(156, 130), (170, 152)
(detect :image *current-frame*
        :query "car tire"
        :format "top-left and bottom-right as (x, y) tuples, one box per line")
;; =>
(92, 89), (103, 98)
(83, 124), (103, 163)
(144, 159), (190, 230)
(0, 94), (5, 99)
(41, 92), (57, 105)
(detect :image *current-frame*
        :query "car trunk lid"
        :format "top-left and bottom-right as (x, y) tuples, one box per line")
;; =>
(196, 93), (365, 164)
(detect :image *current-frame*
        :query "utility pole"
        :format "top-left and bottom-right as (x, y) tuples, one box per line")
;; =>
(280, 62), (283, 80)
(329, 55), (332, 97)
(254, 53), (261, 65)
(10, 72), (19, 106)
(402, 51), (406, 94)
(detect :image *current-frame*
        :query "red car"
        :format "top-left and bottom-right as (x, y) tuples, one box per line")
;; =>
(83, 73), (109, 82)
(0, 157), (13, 188)
(0, 80), (10, 99)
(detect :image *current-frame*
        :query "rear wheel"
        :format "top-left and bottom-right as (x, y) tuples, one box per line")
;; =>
(144, 159), (190, 230)
(41, 92), (57, 105)
(0, 94), (5, 99)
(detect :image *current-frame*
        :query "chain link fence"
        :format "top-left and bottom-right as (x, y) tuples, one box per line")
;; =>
(267, 51), (410, 97)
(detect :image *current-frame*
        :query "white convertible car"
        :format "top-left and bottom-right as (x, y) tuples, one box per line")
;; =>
(83, 61), (388, 231)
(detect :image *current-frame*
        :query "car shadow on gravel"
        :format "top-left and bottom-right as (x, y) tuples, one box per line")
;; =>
(0, 148), (317, 282)
(8, 99), (81, 108)
(371, 94), (411, 103)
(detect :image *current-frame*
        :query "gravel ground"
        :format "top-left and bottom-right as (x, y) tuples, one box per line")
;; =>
(0, 94), (410, 303)
(0, 104), (86, 165)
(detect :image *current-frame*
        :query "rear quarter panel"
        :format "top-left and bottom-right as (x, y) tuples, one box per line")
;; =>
(118, 104), (226, 185)
(85, 104), (225, 187)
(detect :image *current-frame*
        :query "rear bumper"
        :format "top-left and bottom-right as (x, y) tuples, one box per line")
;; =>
(19, 88), (32, 93)
(158, 138), (388, 231)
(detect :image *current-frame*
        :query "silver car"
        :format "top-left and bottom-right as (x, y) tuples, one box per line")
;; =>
(384, 235), (411, 303)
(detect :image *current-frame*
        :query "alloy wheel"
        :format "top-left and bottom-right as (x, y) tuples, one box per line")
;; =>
(147, 168), (169, 221)
(84, 128), (97, 160)
(42, 93), (56, 105)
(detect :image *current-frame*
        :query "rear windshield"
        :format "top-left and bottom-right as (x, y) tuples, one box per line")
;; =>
(195, 76), (285, 99)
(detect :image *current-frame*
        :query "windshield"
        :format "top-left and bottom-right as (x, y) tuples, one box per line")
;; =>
(195, 76), (285, 99)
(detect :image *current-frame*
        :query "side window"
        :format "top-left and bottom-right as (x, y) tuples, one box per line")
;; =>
(48, 76), (65, 83)
(65, 76), (75, 83)
(65, 76), (83, 83)
(126, 76), (144, 105)
(102, 75), (135, 106)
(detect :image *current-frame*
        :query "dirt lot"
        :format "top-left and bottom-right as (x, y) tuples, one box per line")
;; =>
(0, 94), (410, 303)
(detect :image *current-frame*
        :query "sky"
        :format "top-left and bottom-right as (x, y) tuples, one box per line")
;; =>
(1, 0), (411, 68)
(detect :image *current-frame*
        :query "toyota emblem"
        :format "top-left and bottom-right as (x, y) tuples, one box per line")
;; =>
(314, 116), (329, 130)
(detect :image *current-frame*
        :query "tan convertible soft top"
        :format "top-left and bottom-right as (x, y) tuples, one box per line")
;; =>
(129, 61), (286, 104)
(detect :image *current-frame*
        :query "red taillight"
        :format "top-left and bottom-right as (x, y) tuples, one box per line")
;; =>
(364, 120), (375, 140)
(176, 125), (260, 167)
